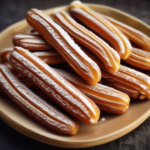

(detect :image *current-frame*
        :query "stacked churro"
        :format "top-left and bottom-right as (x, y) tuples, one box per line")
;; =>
(1, 0), (150, 135)
(0, 64), (79, 135)
(101, 15), (150, 51)
(52, 10), (120, 73)
(69, 1), (132, 59)
(54, 69), (130, 114)
(124, 48), (150, 70)
(9, 47), (100, 125)
(13, 34), (54, 51)
(26, 9), (101, 85)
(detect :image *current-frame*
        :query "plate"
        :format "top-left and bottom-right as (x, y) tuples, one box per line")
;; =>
(0, 4), (150, 148)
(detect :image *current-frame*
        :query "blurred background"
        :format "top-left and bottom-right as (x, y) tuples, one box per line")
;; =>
(0, 0), (150, 32)
(0, 0), (150, 150)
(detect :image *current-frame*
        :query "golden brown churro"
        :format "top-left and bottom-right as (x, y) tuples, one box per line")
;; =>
(26, 9), (101, 85)
(35, 48), (143, 99)
(102, 15), (150, 51)
(124, 48), (150, 70)
(0, 67), (130, 114)
(1, 48), (66, 78)
(6, 44), (149, 99)
(52, 10), (120, 73)
(79, 46), (150, 100)
(69, 1), (132, 59)
(0, 64), (79, 135)
(13, 34), (54, 51)
(4, 61), (19, 74)
(102, 78), (140, 99)
(54, 68), (130, 114)
(0, 47), (66, 65)
(12, 38), (148, 72)
(0, 47), (13, 63)
(33, 51), (66, 65)
(101, 65), (150, 100)
(9, 47), (100, 125)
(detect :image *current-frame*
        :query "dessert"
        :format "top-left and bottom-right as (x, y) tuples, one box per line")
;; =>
(9, 47), (100, 125)
(26, 9), (101, 85)
(6, 45), (149, 100)
(0, 63), (129, 114)
(1, 1), (150, 136)
(0, 48), (66, 78)
(79, 46), (150, 100)
(0, 64), (79, 135)
(102, 15), (150, 51)
(124, 48), (150, 70)
(4, 61), (19, 74)
(0, 47), (13, 63)
(33, 51), (66, 65)
(101, 65), (150, 100)
(54, 68), (130, 114)
(11, 33), (150, 72)
(12, 33), (149, 72)
(13, 34), (54, 51)
(102, 78), (140, 99)
(0, 47), (66, 65)
(69, 1), (132, 59)
(52, 10), (120, 73)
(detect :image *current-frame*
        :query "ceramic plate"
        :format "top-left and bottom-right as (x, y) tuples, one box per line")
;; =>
(0, 4), (150, 148)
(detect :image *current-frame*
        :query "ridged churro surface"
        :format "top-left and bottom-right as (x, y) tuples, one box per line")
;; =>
(102, 15), (150, 51)
(102, 78), (140, 99)
(125, 48), (150, 70)
(69, 1), (132, 59)
(0, 48), (13, 63)
(78, 46), (150, 100)
(54, 68), (130, 114)
(13, 34), (54, 51)
(26, 9), (101, 85)
(52, 10), (120, 73)
(9, 47), (100, 125)
(0, 64), (79, 135)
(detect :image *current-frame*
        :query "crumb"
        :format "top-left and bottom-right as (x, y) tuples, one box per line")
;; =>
(101, 118), (105, 121)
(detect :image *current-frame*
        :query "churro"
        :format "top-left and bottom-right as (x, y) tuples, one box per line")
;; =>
(9, 47), (100, 125)
(7, 45), (149, 99)
(0, 47), (65, 65)
(102, 15), (150, 51)
(52, 10), (120, 73)
(0, 64), (79, 135)
(102, 78), (140, 99)
(0, 47), (13, 63)
(79, 46), (150, 100)
(26, 9), (101, 84)
(13, 34), (54, 51)
(124, 48), (150, 70)
(69, 1), (132, 59)
(33, 51), (66, 65)
(55, 68), (130, 114)
(101, 65), (150, 100)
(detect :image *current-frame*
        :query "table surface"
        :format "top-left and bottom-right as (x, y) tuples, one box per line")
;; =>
(0, 0), (150, 150)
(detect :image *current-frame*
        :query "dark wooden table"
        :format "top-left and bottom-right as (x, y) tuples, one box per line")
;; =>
(0, 0), (150, 150)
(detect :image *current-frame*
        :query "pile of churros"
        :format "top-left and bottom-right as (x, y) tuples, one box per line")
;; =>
(0, 1), (150, 135)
